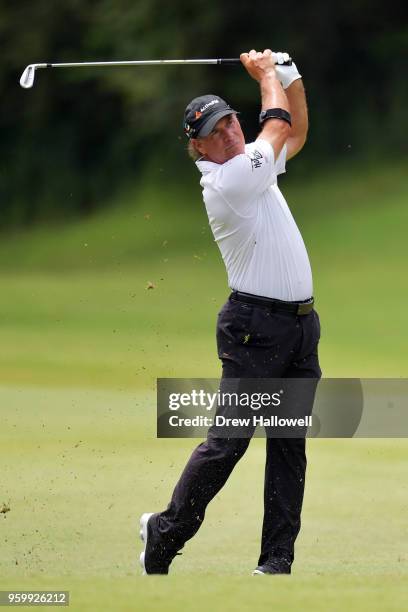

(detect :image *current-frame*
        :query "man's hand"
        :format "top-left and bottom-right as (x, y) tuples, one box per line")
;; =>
(240, 49), (277, 82)
(274, 55), (302, 90)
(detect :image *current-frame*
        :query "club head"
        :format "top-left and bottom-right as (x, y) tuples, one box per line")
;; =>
(20, 65), (37, 88)
(20, 64), (48, 88)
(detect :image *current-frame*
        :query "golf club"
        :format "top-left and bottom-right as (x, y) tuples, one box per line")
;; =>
(19, 54), (292, 89)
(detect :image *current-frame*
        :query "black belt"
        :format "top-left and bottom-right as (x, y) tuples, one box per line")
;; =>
(230, 291), (314, 316)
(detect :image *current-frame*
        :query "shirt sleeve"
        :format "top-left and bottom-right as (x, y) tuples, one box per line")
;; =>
(210, 139), (286, 208)
(274, 142), (287, 176)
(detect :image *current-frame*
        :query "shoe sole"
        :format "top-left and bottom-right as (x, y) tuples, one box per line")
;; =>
(252, 568), (290, 575)
(139, 512), (154, 576)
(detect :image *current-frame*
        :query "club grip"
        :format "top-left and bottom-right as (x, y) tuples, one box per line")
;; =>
(218, 58), (242, 65)
(219, 57), (293, 66)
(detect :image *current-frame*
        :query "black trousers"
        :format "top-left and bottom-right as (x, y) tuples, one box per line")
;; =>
(156, 295), (321, 565)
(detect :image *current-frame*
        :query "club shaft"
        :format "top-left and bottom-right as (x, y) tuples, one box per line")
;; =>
(32, 56), (293, 69)
(47, 59), (239, 67)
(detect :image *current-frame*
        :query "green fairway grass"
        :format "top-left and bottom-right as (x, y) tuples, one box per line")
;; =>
(0, 160), (407, 610)
(0, 386), (407, 610)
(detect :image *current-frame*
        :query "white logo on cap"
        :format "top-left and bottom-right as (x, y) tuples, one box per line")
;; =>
(200, 99), (220, 112)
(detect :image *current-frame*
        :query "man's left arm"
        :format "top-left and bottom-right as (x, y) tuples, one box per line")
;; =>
(285, 79), (308, 160)
(274, 56), (308, 160)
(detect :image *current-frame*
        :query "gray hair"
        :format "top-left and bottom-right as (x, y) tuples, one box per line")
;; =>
(187, 139), (202, 161)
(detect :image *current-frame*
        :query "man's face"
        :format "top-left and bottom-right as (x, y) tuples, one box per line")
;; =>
(193, 114), (245, 164)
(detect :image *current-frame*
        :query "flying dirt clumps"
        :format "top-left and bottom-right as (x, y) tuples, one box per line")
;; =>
(1, 502), (11, 516)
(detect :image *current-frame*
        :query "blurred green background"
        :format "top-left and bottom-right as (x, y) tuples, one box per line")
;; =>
(1, 1), (407, 610)
(1, 0), (407, 226)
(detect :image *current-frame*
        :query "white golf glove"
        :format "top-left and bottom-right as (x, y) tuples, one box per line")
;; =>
(273, 52), (302, 89)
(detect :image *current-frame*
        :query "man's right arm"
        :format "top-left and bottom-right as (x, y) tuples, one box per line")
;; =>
(240, 49), (291, 160)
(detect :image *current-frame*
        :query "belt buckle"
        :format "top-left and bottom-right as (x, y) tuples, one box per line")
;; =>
(297, 300), (314, 315)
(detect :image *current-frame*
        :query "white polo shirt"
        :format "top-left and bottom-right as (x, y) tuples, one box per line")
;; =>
(196, 139), (313, 301)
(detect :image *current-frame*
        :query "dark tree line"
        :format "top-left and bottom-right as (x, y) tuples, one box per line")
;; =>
(1, 0), (406, 227)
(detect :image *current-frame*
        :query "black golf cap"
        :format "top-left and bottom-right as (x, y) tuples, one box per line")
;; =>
(183, 94), (237, 139)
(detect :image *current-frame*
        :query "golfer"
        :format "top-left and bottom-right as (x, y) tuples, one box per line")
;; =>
(140, 49), (321, 575)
